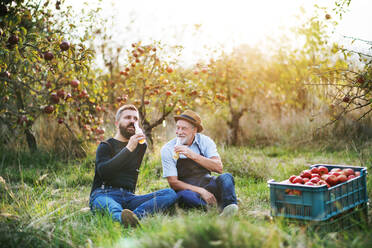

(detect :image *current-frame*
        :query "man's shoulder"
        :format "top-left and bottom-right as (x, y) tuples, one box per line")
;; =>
(196, 133), (215, 144)
(161, 138), (176, 154)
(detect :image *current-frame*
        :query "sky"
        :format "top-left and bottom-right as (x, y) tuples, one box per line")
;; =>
(66, 0), (372, 65)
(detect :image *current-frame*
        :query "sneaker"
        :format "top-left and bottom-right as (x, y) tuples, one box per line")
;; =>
(121, 209), (140, 228)
(220, 204), (238, 217)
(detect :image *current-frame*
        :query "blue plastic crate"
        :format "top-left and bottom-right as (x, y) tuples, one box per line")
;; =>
(268, 164), (368, 221)
(281, 203), (368, 233)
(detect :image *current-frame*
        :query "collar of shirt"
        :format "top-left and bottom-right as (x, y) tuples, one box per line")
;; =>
(190, 133), (201, 147)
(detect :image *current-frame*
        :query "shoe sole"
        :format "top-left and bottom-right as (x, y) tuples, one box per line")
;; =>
(121, 209), (140, 228)
(220, 204), (239, 217)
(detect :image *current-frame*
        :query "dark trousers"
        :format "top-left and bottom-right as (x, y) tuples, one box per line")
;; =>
(177, 173), (237, 209)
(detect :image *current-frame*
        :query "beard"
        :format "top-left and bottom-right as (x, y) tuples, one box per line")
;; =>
(176, 136), (188, 145)
(119, 123), (135, 139)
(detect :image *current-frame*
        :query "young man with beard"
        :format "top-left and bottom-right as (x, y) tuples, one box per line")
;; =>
(161, 110), (238, 216)
(89, 105), (177, 227)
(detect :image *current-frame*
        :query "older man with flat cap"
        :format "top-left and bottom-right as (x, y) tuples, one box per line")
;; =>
(161, 110), (238, 216)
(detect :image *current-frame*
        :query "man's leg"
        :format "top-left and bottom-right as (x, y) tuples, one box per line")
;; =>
(176, 189), (207, 209)
(124, 188), (177, 219)
(215, 173), (238, 209)
(90, 189), (124, 223)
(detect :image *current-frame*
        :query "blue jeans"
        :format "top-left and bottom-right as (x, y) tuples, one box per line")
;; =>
(177, 173), (237, 209)
(89, 187), (177, 223)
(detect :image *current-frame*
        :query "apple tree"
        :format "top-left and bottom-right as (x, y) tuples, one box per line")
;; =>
(0, 0), (105, 152)
(203, 45), (267, 145)
(102, 41), (205, 145)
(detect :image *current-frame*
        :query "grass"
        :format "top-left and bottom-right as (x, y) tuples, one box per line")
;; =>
(0, 145), (371, 248)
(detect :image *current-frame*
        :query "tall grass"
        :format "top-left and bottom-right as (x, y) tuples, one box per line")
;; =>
(0, 145), (371, 247)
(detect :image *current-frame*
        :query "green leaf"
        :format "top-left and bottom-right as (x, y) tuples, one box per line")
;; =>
(20, 27), (27, 36)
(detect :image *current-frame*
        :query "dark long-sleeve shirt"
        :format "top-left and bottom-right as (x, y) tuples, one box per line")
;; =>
(90, 138), (147, 195)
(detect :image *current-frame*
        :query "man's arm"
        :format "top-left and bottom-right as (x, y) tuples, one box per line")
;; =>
(167, 176), (217, 205)
(161, 144), (217, 205)
(97, 134), (145, 180)
(174, 146), (223, 173)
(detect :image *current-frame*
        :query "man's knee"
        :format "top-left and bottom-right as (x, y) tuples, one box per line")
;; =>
(90, 195), (120, 212)
(217, 173), (234, 184)
(177, 190), (206, 208)
(177, 189), (195, 199)
(177, 190), (202, 203)
(162, 188), (177, 197)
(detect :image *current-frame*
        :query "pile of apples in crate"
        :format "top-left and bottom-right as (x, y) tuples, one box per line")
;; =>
(285, 166), (361, 188)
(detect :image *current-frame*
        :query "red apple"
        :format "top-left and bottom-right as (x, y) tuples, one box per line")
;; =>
(59, 41), (70, 51)
(95, 128), (105, 135)
(8, 34), (19, 45)
(300, 170), (312, 179)
(326, 175), (338, 186)
(310, 167), (319, 174)
(356, 75), (365, 84)
(57, 118), (64, 124)
(165, 91), (172, 96)
(355, 171), (361, 177)
(70, 79), (80, 88)
(44, 51), (54, 61)
(303, 178), (310, 183)
(293, 176), (304, 184)
(318, 166), (328, 175)
(310, 177), (320, 184)
(348, 175), (356, 180)
(166, 67), (173, 73)
(289, 175), (297, 183)
(305, 182), (315, 186)
(321, 174), (329, 181)
(318, 180), (330, 188)
(342, 168), (354, 177)
(325, 14), (331, 20)
(50, 92), (59, 104)
(292, 190), (301, 196)
(81, 89), (88, 96)
(311, 174), (320, 179)
(44, 105), (54, 114)
(330, 168), (342, 173)
(337, 175), (348, 184)
(57, 89), (65, 98)
(343, 96), (350, 103)
(330, 172), (341, 177)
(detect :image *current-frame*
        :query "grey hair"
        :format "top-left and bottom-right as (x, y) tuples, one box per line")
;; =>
(115, 104), (138, 121)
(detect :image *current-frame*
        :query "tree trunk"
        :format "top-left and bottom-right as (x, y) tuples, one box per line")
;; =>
(25, 128), (37, 152)
(227, 110), (245, 146)
(142, 120), (154, 150)
(14, 89), (38, 152)
(144, 128), (153, 148)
